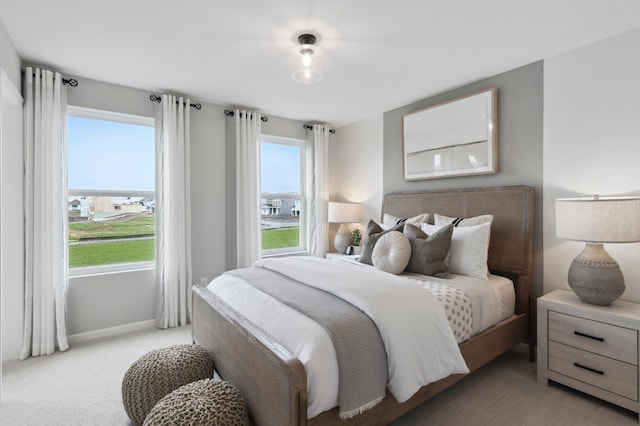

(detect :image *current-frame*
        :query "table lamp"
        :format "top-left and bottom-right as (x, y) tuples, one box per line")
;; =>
(328, 202), (360, 254)
(556, 195), (640, 305)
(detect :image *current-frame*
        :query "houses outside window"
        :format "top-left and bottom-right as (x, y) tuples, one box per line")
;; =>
(67, 106), (155, 274)
(260, 135), (306, 255)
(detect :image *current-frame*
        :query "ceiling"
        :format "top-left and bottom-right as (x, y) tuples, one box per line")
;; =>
(1, 1), (640, 127)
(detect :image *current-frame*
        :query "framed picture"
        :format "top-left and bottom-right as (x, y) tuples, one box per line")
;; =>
(402, 88), (497, 181)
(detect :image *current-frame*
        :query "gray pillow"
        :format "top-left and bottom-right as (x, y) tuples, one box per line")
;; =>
(403, 223), (453, 278)
(358, 220), (404, 265)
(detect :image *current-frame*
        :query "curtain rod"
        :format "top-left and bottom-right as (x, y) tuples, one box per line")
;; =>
(63, 78), (78, 87)
(25, 71), (78, 87)
(224, 109), (269, 122)
(303, 124), (336, 134)
(149, 94), (202, 110)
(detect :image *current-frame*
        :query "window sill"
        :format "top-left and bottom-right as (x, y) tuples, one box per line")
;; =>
(261, 250), (309, 259)
(69, 261), (155, 278)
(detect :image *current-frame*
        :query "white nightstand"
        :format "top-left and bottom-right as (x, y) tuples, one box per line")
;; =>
(325, 252), (359, 260)
(538, 289), (640, 419)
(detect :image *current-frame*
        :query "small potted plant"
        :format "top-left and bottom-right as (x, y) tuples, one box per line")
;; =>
(349, 229), (362, 255)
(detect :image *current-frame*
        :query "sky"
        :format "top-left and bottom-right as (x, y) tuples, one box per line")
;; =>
(67, 116), (155, 191)
(68, 115), (300, 194)
(260, 142), (301, 194)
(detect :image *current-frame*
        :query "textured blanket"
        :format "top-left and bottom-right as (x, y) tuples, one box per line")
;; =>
(256, 256), (469, 403)
(225, 267), (387, 419)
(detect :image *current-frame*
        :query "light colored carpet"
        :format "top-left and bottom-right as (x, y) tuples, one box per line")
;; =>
(1, 325), (192, 426)
(1, 327), (637, 425)
(392, 345), (638, 426)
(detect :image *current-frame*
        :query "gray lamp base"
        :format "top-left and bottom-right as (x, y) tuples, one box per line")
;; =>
(568, 243), (624, 306)
(334, 224), (351, 254)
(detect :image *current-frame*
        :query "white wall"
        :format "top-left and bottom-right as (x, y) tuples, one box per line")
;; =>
(0, 22), (23, 363)
(329, 114), (384, 249)
(0, 20), (21, 90)
(0, 70), (23, 362)
(543, 28), (640, 302)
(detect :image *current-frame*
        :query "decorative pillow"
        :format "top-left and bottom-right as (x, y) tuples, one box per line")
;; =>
(403, 223), (453, 278)
(358, 220), (405, 265)
(421, 222), (491, 280)
(381, 213), (430, 230)
(371, 231), (411, 274)
(434, 213), (493, 227)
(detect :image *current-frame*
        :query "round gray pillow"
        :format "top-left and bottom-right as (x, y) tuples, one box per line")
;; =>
(372, 230), (411, 274)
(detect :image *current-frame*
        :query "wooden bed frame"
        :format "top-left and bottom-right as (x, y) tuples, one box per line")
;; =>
(192, 185), (535, 425)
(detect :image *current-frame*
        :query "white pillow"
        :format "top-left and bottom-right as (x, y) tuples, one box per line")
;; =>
(381, 213), (429, 230)
(372, 231), (411, 274)
(434, 213), (493, 227)
(421, 222), (491, 280)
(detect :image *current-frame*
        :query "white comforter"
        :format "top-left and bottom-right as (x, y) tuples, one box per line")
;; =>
(209, 256), (469, 418)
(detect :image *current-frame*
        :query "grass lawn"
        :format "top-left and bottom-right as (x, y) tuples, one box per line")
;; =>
(262, 227), (299, 250)
(69, 239), (154, 268)
(69, 216), (154, 241)
(68, 219), (299, 267)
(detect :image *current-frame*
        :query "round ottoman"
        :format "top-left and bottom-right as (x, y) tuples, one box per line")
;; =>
(122, 344), (214, 425)
(143, 379), (250, 426)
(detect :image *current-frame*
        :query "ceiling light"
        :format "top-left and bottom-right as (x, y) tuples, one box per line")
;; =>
(292, 33), (322, 84)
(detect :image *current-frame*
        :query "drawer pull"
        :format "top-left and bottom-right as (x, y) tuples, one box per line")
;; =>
(574, 331), (604, 342)
(574, 362), (604, 376)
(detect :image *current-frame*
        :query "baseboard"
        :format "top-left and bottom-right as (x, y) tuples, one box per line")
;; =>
(67, 319), (157, 345)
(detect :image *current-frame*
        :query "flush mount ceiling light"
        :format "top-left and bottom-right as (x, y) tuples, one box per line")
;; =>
(292, 33), (322, 84)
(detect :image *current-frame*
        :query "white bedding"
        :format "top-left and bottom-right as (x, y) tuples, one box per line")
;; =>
(207, 256), (514, 418)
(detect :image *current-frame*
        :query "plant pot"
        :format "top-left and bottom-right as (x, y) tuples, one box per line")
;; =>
(350, 246), (362, 255)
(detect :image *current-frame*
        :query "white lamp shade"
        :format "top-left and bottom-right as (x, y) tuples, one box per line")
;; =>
(328, 202), (360, 224)
(556, 196), (640, 243)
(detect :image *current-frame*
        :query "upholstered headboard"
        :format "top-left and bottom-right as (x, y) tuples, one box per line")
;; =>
(382, 186), (534, 312)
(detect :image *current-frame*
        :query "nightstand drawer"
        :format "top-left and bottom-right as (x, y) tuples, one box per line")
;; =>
(549, 341), (638, 401)
(549, 310), (638, 365)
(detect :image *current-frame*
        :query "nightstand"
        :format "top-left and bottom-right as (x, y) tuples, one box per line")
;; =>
(325, 252), (359, 260)
(538, 289), (640, 418)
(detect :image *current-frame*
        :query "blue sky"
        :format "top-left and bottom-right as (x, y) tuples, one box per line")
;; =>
(68, 116), (299, 193)
(67, 116), (155, 191)
(260, 142), (301, 194)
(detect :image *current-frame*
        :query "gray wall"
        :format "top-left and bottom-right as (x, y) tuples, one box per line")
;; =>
(383, 61), (544, 297)
(64, 76), (230, 335)
(0, 68), (310, 355)
(64, 78), (158, 335)
(62, 77), (307, 337)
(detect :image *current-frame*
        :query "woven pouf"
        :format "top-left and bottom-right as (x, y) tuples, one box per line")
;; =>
(143, 378), (250, 426)
(122, 344), (214, 425)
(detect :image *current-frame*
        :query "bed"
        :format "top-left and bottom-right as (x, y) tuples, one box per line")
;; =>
(192, 185), (535, 425)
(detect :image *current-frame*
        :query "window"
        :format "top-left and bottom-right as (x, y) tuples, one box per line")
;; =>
(260, 135), (306, 255)
(67, 106), (155, 273)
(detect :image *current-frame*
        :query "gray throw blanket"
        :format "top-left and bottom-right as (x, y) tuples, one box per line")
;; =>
(226, 267), (388, 419)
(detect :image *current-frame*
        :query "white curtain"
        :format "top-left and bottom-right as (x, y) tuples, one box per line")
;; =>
(306, 124), (330, 257)
(156, 94), (192, 328)
(21, 67), (69, 359)
(235, 109), (262, 268)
